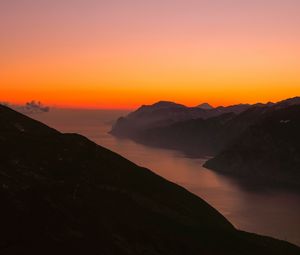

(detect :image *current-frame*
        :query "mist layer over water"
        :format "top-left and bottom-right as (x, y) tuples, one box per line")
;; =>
(33, 108), (300, 246)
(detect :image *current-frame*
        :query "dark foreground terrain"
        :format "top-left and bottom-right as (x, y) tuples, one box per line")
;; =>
(0, 105), (299, 254)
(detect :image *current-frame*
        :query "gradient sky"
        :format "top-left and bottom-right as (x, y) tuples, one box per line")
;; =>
(1, 0), (300, 109)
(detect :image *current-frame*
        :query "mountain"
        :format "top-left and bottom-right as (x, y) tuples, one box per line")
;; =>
(143, 101), (186, 109)
(276, 97), (300, 107)
(111, 101), (270, 157)
(125, 105), (273, 157)
(133, 112), (236, 156)
(111, 97), (300, 186)
(215, 104), (252, 114)
(0, 104), (299, 254)
(204, 104), (300, 187)
(110, 101), (252, 138)
(197, 103), (214, 110)
(111, 101), (214, 138)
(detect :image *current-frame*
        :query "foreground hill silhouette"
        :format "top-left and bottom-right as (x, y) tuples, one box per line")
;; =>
(0, 105), (299, 254)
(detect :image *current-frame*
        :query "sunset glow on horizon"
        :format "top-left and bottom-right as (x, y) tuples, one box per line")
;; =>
(1, 0), (300, 109)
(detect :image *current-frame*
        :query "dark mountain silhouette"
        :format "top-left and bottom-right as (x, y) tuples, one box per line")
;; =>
(110, 101), (252, 138)
(133, 112), (236, 156)
(215, 103), (253, 114)
(121, 105), (272, 157)
(204, 104), (300, 187)
(276, 97), (300, 107)
(0, 104), (299, 254)
(197, 103), (214, 109)
(111, 97), (300, 186)
(110, 99), (272, 156)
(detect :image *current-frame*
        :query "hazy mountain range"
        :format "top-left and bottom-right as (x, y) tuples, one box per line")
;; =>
(110, 100), (252, 138)
(110, 97), (300, 187)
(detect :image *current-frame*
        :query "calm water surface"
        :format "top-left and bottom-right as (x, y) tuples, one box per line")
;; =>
(33, 109), (300, 246)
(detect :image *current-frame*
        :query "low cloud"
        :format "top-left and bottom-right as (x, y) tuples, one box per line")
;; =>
(1, 100), (50, 114)
(24, 100), (50, 113)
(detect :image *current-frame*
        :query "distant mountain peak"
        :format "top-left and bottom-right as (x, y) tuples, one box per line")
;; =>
(153, 101), (185, 107)
(197, 103), (214, 110)
(138, 101), (186, 110)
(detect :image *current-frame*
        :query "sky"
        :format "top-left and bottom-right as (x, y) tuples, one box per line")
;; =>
(1, 0), (300, 109)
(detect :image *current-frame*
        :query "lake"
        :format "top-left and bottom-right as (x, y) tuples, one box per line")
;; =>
(32, 108), (300, 246)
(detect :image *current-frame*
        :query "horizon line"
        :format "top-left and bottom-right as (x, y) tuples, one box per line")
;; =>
(2, 95), (300, 111)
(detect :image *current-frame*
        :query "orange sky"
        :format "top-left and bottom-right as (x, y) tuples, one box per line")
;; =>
(1, 0), (300, 109)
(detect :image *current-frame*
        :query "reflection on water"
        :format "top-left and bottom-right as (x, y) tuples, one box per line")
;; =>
(33, 108), (300, 246)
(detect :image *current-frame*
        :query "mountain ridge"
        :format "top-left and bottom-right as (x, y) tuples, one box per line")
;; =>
(110, 97), (300, 186)
(110, 100), (254, 138)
